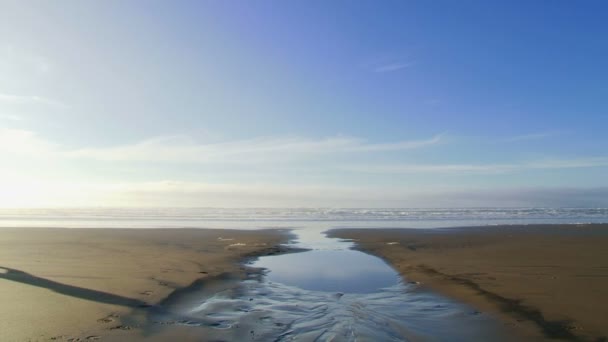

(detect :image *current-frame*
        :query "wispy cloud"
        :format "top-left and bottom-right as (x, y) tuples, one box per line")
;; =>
(0, 128), (58, 156)
(6, 128), (607, 175)
(343, 157), (608, 174)
(1, 128), (607, 208)
(0, 128), (443, 163)
(0, 93), (67, 108)
(342, 134), (442, 152)
(0, 45), (51, 75)
(412, 186), (608, 208)
(0, 113), (23, 121)
(344, 163), (514, 174)
(365, 55), (415, 73)
(502, 131), (561, 143)
(65, 134), (443, 163)
(373, 61), (414, 73)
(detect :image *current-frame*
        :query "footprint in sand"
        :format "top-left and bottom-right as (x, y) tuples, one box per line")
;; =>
(109, 325), (132, 331)
(59, 335), (100, 342)
(97, 313), (119, 323)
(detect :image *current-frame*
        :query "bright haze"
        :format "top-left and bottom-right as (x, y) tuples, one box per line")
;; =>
(1, 1), (607, 208)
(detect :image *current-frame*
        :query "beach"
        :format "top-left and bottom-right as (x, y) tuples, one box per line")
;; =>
(0, 228), (289, 341)
(2, 223), (607, 341)
(329, 224), (608, 341)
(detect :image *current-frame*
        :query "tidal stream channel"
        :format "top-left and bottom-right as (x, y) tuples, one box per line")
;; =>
(140, 228), (512, 341)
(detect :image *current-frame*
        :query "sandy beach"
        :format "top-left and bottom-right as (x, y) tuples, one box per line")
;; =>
(0, 228), (290, 341)
(329, 224), (608, 341)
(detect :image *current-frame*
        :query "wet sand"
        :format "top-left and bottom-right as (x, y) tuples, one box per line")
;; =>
(329, 224), (608, 341)
(0, 228), (289, 341)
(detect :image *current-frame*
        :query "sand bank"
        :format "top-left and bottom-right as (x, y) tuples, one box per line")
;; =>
(0, 228), (289, 341)
(329, 224), (608, 341)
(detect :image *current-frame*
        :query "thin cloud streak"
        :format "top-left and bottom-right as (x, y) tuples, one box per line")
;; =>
(0, 114), (22, 121)
(343, 157), (608, 174)
(0, 93), (67, 108)
(373, 62), (414, 73)
(413, 186), (608, 208)
(0, 128), (443, 163)
(0, 45), (51, 74)
(502, 131), (561, 142)
(65, 134), (444, 163)
(4, 128), (607, 174)
(0, 128), (57, 156)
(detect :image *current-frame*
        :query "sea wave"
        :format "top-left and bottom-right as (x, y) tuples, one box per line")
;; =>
(1, 207), (607, 228)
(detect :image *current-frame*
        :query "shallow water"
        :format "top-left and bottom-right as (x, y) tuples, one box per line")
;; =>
(252, 230), (399, 293)
(254, 249), (399, 293)
(139, 229), (513, 341)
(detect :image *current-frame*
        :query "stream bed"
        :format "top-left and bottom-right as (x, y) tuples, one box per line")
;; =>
(139, 228), (513, 341)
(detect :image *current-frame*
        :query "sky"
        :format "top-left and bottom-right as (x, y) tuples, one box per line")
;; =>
(1, 0), (607, 208)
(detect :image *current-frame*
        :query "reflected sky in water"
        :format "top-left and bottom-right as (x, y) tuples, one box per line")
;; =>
(252, 228), (400, 293)
(253, 249), (400, 293)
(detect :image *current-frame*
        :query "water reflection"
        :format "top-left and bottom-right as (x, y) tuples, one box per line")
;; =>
(253, 249), (399, 293)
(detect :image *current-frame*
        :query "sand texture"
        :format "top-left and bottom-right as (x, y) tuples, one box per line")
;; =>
(0, 228), (289, 341)
(329, 224), (608, 341)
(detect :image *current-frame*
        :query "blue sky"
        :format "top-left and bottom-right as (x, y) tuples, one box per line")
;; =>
(1, 1), (607, 207)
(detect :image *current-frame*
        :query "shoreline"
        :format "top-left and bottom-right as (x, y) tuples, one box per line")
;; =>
(328, 224), (608, 341)
(0, 227), (293, 341)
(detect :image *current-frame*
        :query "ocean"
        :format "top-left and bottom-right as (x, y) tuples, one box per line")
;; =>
(1, 207), (607, 229)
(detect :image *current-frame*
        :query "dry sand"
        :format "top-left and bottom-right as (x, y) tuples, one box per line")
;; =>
(329, 224), (608, 341)
(0, 228), (289, 341)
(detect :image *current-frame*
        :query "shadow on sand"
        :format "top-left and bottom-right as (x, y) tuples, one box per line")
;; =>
(0, 266), (149, 308)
